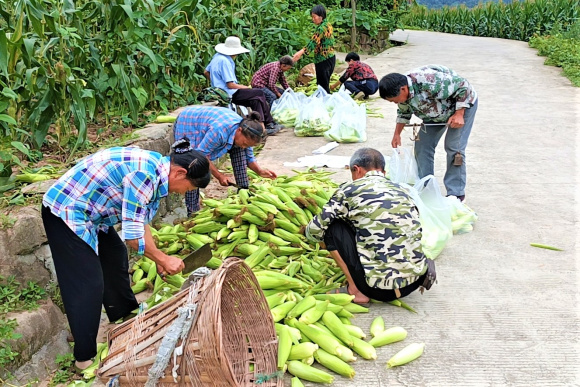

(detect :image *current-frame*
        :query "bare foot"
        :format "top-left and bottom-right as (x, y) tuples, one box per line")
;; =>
(340, 285), (370, 304)
(351, 291), (370, 304)
(75, 360), (93, 370)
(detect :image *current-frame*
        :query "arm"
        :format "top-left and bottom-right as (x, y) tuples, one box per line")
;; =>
(121, 172), (184, 274)
(268, 69), (281, 97)
(391, 122), (406, 148)
(195, 129), (234, 185)
(305, 189), (346, 242)
(226, 82), (250, 90)
(330, 80), (342, 91)
(204, 70), (211, 83)
(280, 73), (290, 91)
(248, 161), (277, 179)
(209, 159), (235, 186)
(126, 225), (184, 274)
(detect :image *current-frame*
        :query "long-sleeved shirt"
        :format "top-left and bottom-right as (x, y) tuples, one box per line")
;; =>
(397, 64), (478, 124)
(304, 19), (335, 64)
(173, 106), (255, 164)
(251, 62), (290, 94)
(306, 170), (427, 289)
(205, 53), (238, 97)
(43, 147), (170, 255)
(339, 61), (377, 83)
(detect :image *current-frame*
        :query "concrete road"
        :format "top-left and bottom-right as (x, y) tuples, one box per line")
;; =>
(259, 30), (580, 386)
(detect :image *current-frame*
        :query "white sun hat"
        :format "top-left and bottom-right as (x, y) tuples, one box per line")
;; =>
(215, 36), (251, 56)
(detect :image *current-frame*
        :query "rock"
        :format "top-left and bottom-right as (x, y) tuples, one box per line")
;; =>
(20, 179), (58, 195)
(3, 299), (71, 383)
(0, 206), (53, 286)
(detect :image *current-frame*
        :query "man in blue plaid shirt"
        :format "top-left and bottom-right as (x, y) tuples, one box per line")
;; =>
(173, 105), (278, 215)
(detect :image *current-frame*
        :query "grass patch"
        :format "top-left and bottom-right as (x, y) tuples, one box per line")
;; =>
(529, 22), (580, 87)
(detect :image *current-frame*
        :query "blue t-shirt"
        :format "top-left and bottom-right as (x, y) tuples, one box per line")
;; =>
(205, 53), (238, 97)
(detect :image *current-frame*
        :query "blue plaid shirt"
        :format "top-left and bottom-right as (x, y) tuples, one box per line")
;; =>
(173, 106), (256, 163)
(43, 147), (170, 255)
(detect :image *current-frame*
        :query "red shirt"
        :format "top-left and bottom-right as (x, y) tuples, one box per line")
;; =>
(339, 61), (378, 83)
(251, 62), (290, 94)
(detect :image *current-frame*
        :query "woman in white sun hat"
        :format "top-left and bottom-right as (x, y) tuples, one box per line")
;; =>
(205, 36), (282, 135)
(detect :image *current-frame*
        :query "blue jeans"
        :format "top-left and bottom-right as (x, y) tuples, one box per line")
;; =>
(344, 79), (379, 97)
(261, 87), (284, 108)
(414, 99), (478, 197)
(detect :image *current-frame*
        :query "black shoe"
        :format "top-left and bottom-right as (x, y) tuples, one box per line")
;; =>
(266, 123), (282, 135)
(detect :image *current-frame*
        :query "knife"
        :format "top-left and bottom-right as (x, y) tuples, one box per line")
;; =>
(182, 243), (212, 273)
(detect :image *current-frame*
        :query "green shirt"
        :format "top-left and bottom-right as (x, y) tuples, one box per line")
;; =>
(397, 64), (478, 124)
(306, 171), (427, 289)
(304, 19), (335, 64)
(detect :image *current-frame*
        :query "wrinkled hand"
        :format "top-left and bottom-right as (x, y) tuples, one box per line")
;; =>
(217, 174), (235, 187)
(447, 112), (465, 128)
(391, 133), (402, 148)
(258, 168), (277, 179)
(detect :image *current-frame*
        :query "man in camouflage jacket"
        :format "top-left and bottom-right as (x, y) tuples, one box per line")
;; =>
(379, 65), (478, 202)
(305, 148), (434, 304)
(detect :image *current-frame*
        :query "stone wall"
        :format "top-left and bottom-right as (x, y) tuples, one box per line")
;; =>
(0, 113), (184, 383)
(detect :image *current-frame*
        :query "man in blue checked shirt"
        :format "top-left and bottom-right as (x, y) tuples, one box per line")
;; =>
(173, 105), (278, 215)
(41, 140), (210, 372)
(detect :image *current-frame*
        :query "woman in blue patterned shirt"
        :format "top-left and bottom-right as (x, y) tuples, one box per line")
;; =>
(41, 139), (210, 371)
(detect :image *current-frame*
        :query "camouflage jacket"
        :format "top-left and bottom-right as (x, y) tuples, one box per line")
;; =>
(397, 64), (478, 124)
(305, 171), (427, 289)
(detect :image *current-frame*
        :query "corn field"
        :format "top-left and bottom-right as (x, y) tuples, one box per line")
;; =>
(402, 0), (579, 41)
(0, 0), (313, 154)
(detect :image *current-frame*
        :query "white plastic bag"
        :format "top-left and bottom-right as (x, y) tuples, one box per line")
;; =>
(403, 175), (453, 259)
(324, 88), (356, 117)
(389, 147), (419, 184)
(294, 93), (331, 137)
(271, 88), (300, 127)
(324, 103), (367, 143)
(446, 196), (478, 234)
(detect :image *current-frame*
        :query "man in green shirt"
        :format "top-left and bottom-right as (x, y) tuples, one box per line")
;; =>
(305, 148), (436, 304)
(380, 65), (478, 202)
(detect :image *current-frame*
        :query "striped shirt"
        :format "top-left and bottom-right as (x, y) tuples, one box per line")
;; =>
(43, 147), (170, 255)
(251, 62), (290, 94)
(173, 106), (256, 163)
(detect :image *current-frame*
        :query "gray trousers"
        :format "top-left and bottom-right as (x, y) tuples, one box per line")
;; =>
(414, 99), (478, 197)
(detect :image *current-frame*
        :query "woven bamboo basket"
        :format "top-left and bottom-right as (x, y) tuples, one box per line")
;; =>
(97, 258), (281, 386)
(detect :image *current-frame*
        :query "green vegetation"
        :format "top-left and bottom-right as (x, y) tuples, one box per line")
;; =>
(0, 0), (403, 161)
(402, 0), (579, 86)
(49, 353), (75, 386)
(402, 0), (578, 41)
(416, 0), (513, 9)
(529, 23), (580, 86)
(0, 276), (47, 370)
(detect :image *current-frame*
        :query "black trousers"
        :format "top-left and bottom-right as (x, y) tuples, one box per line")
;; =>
(315, 55), (336, 94)
(323, 219), (426, 302)
(41, 206), (138, 361)
(232, 88), (274, 125)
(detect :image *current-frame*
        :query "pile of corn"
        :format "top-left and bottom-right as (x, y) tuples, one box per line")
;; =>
(294, 74), (341, 96)
(128, 170), (425, 384)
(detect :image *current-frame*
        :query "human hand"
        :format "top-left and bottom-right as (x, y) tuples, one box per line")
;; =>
(447, 111), (465, 128)
(217, 174), (235, 186)
(159, 255), (185, 276)
(258, 168), (277, 179)
(391, 133), (402, 148)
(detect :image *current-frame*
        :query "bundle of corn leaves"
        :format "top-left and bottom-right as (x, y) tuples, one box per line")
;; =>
(128, 170), (423, 384)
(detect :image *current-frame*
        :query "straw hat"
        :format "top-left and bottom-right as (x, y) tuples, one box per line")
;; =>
(215, 36), (250, 56)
